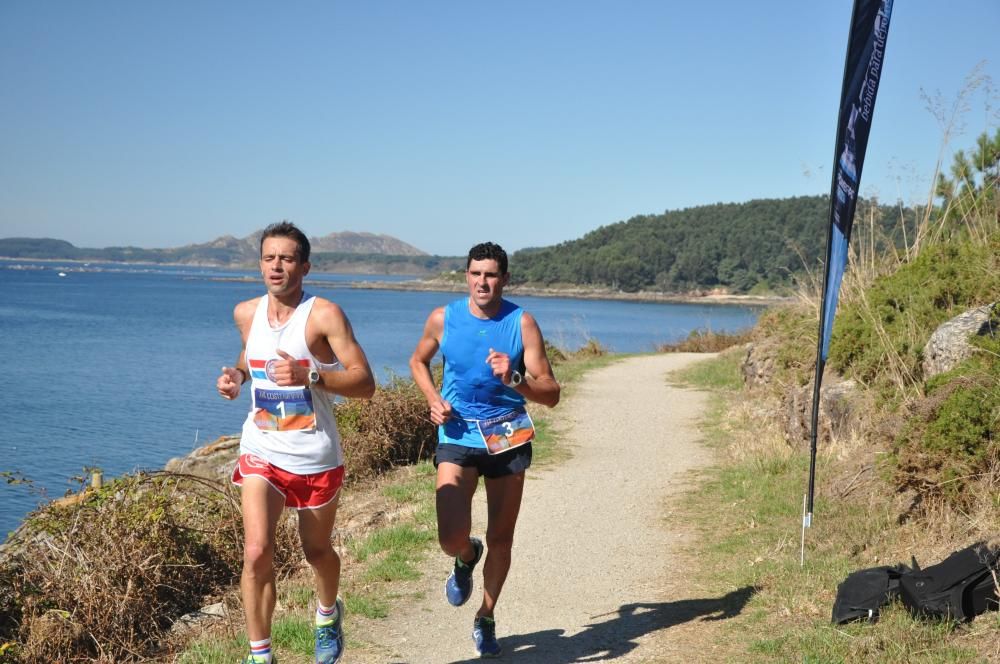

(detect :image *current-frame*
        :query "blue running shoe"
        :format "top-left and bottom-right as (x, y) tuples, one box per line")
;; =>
(473, 615), (502, 658)
(446, 537), (483, 606)
(314, 596), (344, 664)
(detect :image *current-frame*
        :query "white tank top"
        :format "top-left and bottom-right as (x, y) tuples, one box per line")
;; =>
(239, 293), (343, 474)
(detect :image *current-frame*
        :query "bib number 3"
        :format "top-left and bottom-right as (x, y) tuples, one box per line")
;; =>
(476, 410), (535, 455)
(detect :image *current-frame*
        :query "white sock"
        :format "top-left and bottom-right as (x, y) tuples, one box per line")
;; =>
(316, 600), (339, 625)
(248, 637), (272, 662)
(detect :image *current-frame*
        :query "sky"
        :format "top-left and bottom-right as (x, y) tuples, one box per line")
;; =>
(1, 2), (997, 256)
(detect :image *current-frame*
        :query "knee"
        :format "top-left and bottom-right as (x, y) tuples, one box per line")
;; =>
(439, 530), (470, 557)
(243, 540), (274, 576)
(485, 531), (513, 556)
(302, 541), (336, 568)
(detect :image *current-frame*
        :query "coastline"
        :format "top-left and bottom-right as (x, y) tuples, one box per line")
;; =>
(2, 257), (790, 306)
(337, 278), (791, 306)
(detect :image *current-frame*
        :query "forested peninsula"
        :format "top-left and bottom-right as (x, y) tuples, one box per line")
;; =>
(1, 194), (918, 294)
(509, 194), (917, 293)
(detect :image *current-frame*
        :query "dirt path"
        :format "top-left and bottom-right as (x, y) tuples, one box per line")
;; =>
(356, 353), (731, 663)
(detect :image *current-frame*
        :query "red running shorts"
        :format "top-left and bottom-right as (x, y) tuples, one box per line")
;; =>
(232, 453), (344, 510)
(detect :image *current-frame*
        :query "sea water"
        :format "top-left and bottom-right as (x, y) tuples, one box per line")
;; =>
(0, 260), (761, 536)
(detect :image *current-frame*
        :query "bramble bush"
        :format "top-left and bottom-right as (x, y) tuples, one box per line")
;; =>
(0, 473), (299, 663)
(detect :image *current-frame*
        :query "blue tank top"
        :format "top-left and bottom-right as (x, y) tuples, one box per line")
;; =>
(439, 297), (526, 447)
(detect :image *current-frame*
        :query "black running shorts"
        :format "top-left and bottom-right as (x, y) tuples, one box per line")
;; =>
(434, 442), (533, 479)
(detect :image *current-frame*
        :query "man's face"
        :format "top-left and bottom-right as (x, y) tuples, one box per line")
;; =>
(466, 258), (508, 309)
(260, 236), (309, 296)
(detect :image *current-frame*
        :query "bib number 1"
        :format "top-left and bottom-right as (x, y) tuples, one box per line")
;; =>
(253, 387), (317, 432)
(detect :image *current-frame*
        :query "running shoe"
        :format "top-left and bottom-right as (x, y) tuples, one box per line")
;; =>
(240, 655), (276, 664)
(314, 596), (344, 664)
(473, 615), (502, 658)
(446, 536), (484, 606)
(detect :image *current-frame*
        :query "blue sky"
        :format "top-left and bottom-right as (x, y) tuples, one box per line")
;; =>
(1, 1), (996, 256)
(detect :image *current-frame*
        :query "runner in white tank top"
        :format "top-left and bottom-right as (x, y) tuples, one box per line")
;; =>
(239, 292), (344, 474)
(216, 223), (375, 664)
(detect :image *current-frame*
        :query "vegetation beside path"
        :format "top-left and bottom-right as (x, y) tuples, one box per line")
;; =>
(669, 126), (999, 662)
(671, 350), (998, 662)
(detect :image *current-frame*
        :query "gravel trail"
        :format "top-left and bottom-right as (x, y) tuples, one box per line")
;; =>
(359, 353), (727, 663)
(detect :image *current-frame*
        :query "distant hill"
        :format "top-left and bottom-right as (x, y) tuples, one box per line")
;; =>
(311, 231), (425, 256)
(0, 230), (437, 273)
(2, 197), (923, 289)
(510, 195), (918, 294)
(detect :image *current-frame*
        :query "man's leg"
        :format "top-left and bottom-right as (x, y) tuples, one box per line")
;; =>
(297, 495), (341, 606)
(241, 476), (287, 642)
(478, 471), (525, 618)
(299, 495), (344, 664)
(436, 461), (480, 560)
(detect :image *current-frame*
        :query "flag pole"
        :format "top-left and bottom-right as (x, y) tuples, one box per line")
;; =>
(801, 0), (893, 565)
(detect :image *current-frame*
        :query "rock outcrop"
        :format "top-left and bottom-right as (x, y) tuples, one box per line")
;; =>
(742, 342), (864, 447)
(783, 376), (863, 447)
(922, 302), (999, 379)
(164, 434), (240, 481)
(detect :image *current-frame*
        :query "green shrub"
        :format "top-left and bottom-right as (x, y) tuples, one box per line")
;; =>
(750, 304), (816, 387)
(892, 335), (1000, 504)
(828, 234), (1000, 399)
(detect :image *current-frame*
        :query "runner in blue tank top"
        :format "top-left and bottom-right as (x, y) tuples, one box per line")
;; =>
(410, 242), (561, 657)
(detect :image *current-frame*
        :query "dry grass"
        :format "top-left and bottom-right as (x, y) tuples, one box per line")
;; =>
(0, 473), (300, 663)
(337, 374), (438, 481)
(657, 328), (753, 353)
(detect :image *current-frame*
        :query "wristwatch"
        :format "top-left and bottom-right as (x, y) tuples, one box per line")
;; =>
(308, 368), (321, 386)
(507, 370), (523, 387)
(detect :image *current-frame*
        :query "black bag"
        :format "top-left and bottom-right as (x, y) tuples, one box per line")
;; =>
(898, 542), (1000, 622)
(831, 564), (907, 624)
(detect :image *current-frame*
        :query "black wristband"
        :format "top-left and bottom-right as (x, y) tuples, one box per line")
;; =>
(235, 367), (248, 385)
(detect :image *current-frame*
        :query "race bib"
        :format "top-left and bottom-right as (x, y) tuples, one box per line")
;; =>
(476, 410), (535, 455)
(253, 387), (316, 432)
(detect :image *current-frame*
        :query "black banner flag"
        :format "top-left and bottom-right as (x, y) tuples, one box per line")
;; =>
(803, 0), (893, 553)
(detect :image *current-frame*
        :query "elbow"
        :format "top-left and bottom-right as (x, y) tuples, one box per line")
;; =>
(408, 355), (425, 378)
(547, 385), (561, 408)
(362, 375), (377, 399)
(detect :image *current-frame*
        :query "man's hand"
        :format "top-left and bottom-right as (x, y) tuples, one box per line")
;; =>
(429, 397), (453, 425)
(486, 347), (513, 385)
(217, 366), (243, 400)
(270, 349), (308, 386)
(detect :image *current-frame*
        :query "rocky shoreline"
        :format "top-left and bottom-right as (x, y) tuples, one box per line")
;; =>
(4, 258), (789, 306)
(333, 278), (791, 306)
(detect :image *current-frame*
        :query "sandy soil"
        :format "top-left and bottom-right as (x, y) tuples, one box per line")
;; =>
(347, 352), (745, 663)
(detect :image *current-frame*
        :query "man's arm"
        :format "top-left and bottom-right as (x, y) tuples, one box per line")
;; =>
(312, 300), (376, 398)
(217, 298), (258, 400)
(513, 312), (560, 407)
(409, 308), (453, 425)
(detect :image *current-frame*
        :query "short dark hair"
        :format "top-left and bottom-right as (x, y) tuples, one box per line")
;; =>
(260, 221), (311, 262)
(467, 242), (508, 274)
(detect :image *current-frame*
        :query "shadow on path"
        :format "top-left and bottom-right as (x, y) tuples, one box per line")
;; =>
(443, 586), (758, 663)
